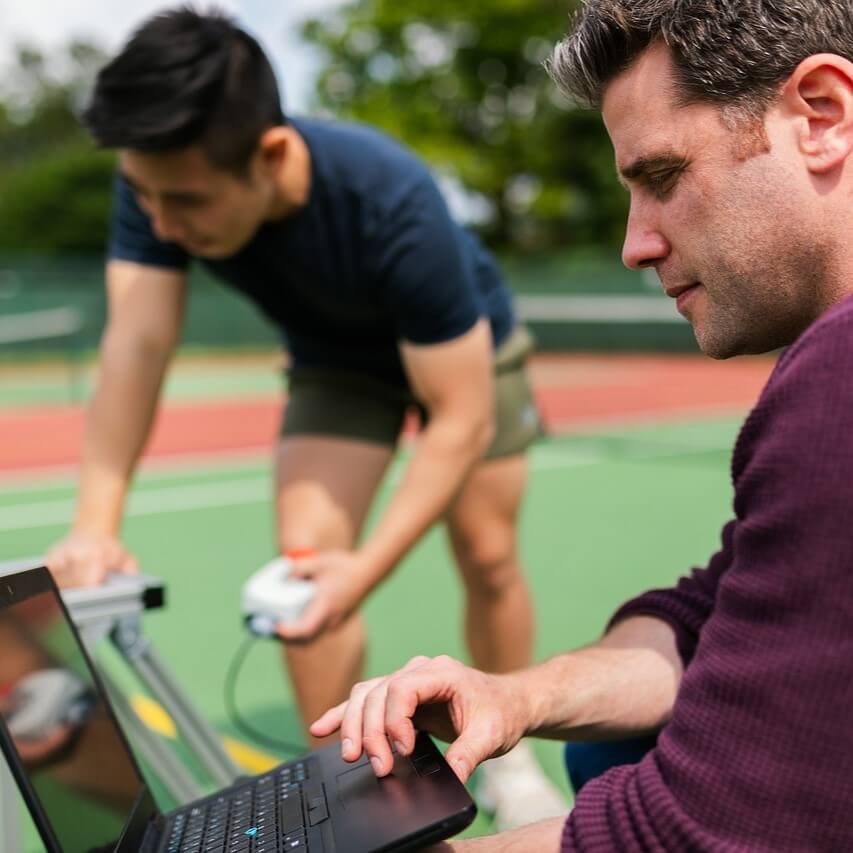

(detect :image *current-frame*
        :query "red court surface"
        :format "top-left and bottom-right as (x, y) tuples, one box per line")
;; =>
(0, 354), (775, 474)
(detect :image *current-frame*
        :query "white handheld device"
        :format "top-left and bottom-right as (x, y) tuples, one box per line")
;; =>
(241, 552), (316, 637)
(6, 669), (95, 741)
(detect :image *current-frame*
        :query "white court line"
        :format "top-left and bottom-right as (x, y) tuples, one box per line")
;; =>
(0, 477), (270, 532)
(0, 440), (734, 533)
(0, 446), (271, 493)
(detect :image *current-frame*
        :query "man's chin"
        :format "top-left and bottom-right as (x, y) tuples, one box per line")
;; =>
(189, 242), (234, 259)
(694, 328), (749, 360)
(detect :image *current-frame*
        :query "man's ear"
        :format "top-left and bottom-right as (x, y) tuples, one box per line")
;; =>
(783, 54), (853, 174)
(257, 126), (290, 174)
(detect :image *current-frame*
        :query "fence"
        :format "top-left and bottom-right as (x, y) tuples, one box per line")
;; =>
(0, 252), (696, 357)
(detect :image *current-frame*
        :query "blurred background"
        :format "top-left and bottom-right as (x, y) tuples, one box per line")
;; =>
(0, 0), (698, 365)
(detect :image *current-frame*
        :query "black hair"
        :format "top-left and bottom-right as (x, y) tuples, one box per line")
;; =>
(83, 5), (285, 173)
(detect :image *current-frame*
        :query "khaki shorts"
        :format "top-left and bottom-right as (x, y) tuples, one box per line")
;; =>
(281, 326), (542, 460)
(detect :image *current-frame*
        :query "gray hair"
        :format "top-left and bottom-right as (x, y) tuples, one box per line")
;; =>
(549, 0), (853, 120)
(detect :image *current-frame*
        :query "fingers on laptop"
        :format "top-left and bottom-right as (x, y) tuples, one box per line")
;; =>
(310, 655), (435, 773)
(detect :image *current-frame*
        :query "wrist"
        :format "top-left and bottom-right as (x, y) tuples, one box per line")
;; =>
(346, 551), (384, 598)
(495, 670), (541, 740)
(352, 543), (397, 589)
(71, 520), (119, 539)
(501, 657), (581, 738)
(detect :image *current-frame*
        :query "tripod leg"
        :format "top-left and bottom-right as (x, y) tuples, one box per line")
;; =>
(112, 621), (241, 787)
(99, 668), (205, 805)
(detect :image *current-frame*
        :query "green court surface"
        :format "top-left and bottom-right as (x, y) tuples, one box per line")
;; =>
(1, 416), (742, 850)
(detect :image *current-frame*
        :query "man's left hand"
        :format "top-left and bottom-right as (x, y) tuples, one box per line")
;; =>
(275, 550), (371, 643)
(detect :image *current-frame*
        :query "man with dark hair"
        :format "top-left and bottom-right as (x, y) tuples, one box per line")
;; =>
(44, 5), (566, 830)
(313, 0), (853, 848)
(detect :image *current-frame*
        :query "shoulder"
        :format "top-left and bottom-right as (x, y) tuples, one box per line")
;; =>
(292, 116), (435, 204)
(733, 295), (853, 478)
(774, 294), (853, 377)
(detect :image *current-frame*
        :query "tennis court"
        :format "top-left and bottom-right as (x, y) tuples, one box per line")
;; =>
(0, 351), (773, 848)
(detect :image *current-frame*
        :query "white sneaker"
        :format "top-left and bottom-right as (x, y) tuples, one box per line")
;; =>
(476, 741), (569, 832)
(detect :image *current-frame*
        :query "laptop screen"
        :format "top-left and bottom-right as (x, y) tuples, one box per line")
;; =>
(0, 580), (146, 853)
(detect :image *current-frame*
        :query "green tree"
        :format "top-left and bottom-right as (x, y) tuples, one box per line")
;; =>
(0, 144), (115, 252)
(302, 0), (627, 252)
(0, 41), (115, 253)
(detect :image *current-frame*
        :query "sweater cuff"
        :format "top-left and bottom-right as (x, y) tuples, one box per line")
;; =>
(606, 593), (702, 668)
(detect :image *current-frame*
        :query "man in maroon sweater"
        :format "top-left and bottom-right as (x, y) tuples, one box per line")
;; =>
(312, 1), (853, 849)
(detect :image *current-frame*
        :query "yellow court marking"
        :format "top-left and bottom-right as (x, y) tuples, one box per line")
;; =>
(131, 694), (178, 739)
(222, 737), (280, 774)
(130, 693), (279, 773)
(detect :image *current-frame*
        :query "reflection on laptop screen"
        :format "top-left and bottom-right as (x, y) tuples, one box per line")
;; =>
(0, 588), (145, 853)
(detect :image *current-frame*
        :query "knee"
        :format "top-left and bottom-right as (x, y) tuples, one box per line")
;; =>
(454, 530), (522, 596)
(277, 502), (355, 554)
(277, 522), (347, 555)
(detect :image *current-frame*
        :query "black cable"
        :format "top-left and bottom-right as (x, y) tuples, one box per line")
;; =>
(224, 633), (306, 756)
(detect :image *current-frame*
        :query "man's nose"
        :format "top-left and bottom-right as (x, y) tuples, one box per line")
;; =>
(621, 204), (670, 271)
(150, 206), (187, 244)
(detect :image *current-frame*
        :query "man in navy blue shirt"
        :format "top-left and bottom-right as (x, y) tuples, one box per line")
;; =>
(46, 7), (565, 827)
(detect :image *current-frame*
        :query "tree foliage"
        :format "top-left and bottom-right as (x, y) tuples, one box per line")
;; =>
(0, 41), (115, 253)
(302, 0), (627, 252)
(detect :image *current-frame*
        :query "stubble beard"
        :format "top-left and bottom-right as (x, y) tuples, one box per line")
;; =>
(692, 240), (828, 360)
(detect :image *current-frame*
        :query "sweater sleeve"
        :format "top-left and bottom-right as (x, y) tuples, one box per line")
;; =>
(563, 299), (853, 851)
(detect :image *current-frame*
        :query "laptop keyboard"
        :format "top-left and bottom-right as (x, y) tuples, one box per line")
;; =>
(163, 761), (323, 853)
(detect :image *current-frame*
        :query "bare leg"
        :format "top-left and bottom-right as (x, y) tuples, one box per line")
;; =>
(274, 436), (394, 745)
(445, 454), (534, 674)
(448, 455), (567, 828)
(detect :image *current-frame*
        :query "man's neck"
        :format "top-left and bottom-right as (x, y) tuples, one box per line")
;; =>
(267, 127), (312, 220)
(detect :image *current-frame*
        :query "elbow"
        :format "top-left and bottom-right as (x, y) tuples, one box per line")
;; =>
(474, 414), (496, 456)
(425, 396), (494, 460)
(101, 320), (179, 364)
(453, 411), (494, 460)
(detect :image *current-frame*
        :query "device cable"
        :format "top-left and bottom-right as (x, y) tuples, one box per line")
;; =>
(224, 634), (305, 756)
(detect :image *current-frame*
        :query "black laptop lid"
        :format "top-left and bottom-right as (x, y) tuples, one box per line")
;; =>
(0, 567), (153, 853)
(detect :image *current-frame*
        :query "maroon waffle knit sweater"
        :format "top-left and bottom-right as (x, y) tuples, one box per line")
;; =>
(562, 295), (853, 851)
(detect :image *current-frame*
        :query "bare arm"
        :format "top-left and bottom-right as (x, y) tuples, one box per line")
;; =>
(518, 615), (681, 742)
(430, 816), (566, 852)
(311, 615), (682, 780)
(357, 318), (494, 583)
(46, 260), (187, 586)
(280, 320), (494, 639)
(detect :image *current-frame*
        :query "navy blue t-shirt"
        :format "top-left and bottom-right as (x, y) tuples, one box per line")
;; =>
(109, 117), (514, 387)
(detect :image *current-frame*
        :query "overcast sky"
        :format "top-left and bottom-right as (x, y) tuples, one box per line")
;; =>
(0, 0), (345, 110)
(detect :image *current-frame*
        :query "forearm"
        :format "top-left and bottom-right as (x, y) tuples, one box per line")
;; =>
(75, 331), (172, 535)
(433, 816), (566, 852)
(508, 616), (682, 742)
(357, 413), (491, 586)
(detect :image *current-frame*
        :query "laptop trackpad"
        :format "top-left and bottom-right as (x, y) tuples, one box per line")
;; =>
(336, 764), (381, 808)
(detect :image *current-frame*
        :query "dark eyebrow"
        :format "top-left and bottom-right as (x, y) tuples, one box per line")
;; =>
(120, 171), (209, 204)
(618, 155), (689, 188)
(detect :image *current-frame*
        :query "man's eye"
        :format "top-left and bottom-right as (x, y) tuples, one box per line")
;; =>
(648, 177), (674, 196)
(648, 170), (683, 198)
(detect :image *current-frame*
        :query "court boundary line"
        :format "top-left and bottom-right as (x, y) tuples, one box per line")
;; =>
(0, 432), (738, 536)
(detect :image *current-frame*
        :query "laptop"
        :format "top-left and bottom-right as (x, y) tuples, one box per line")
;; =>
(0, 567), (476, 853)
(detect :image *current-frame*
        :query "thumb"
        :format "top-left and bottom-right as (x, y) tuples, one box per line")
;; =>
(444, 726), (496, 784)
(276, 594), (324, 642)
(287, 556), (320, 580)
(284, 547), (319, 579)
